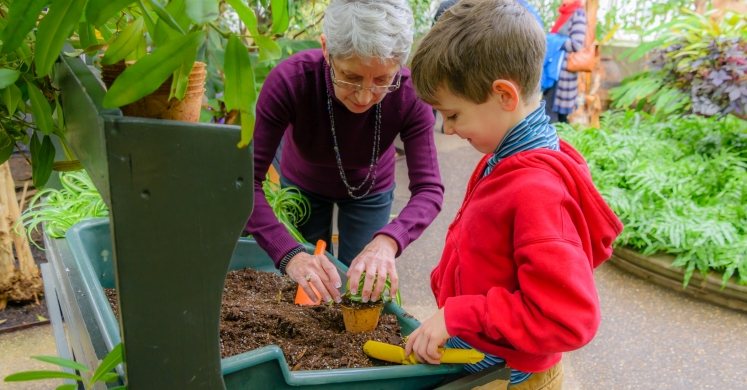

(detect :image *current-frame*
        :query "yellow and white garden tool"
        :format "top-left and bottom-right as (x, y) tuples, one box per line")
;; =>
(363, 340), (485, 365)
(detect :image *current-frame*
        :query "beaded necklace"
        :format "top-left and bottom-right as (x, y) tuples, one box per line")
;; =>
(325, 89), (382, 199)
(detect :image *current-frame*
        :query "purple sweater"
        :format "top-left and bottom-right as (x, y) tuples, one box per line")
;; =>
(246, 49), (444, 265)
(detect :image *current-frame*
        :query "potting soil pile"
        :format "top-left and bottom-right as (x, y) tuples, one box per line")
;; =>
(104, 268), (406, 370)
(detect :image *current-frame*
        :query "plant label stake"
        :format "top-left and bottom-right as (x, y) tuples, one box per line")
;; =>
(294, 240), (325, 305)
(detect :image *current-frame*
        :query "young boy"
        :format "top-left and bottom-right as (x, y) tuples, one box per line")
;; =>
(405, 1), (623, 389)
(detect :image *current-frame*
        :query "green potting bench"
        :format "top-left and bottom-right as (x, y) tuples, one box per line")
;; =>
(40, 53), (511, 389)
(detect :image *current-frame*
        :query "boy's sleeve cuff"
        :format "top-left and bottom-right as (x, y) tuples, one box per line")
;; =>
(374, 224), (409, 257)
(444, 295), (487, 337)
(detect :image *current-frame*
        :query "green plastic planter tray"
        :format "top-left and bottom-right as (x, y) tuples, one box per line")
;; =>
(66, 218), (462, 389)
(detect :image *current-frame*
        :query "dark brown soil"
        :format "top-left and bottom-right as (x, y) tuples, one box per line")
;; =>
(105, 268), (406, 370)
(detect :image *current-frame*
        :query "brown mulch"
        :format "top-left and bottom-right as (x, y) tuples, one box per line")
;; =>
(105, 268), (406, 370)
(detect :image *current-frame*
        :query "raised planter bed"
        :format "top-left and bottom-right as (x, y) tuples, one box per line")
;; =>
(609, 247), (747, 312)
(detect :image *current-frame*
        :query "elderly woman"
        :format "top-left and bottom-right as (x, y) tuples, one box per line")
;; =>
(246, 0), (444, 305)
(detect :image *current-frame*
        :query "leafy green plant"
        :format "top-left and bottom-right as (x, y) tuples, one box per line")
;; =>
(262, 175), (310, 243)
(612, 10), (747, 118)
(558, 110), (747, 287)
(4, 343), (125, 389)
(342, 271), (402, 306)
(16, 170), (107, 244)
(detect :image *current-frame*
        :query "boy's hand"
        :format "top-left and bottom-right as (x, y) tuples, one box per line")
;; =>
(405, 308), (451, 364)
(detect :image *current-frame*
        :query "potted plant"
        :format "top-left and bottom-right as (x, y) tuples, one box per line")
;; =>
(337, 272), (402, 333)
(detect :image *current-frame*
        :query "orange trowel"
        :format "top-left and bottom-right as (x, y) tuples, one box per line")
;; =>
(294, 240), (326, 305)
(363, 340), (485, 365)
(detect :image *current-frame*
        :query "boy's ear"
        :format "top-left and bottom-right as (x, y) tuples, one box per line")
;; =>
(491, 80), (521, 112)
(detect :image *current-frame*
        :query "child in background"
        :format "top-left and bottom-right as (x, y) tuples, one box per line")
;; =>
(405, 1), (623, 389)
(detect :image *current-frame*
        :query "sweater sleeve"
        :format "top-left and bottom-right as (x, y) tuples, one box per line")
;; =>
(564, 10), (587, 53)
(443, 174), (601, 355)
(245, 64), (302, 266)
(374, 80), (444, 256)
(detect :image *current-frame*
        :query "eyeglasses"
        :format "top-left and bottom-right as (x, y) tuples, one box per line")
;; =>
(329, 56), (402, 94)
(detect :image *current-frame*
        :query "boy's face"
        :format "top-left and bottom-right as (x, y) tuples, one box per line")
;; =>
(431, 86), (517, 155)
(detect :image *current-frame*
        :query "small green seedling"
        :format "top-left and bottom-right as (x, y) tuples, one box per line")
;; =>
(4, 343), (125, 389)
(335, 272), (402, 306)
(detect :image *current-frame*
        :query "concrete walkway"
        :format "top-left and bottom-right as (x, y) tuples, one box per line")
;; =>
(394, 132), (747, 389)
(0, 325), (59, 389)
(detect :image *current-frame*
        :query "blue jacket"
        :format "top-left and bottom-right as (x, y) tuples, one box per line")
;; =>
(542, 33), (567, 91)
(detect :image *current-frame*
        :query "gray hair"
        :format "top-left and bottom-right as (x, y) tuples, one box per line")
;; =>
(322, 0), (415, 65)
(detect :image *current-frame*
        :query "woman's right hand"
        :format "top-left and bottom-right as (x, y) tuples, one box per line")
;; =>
(286, 251), (343, 304)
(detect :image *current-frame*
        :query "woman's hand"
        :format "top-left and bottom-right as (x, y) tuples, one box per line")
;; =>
(286, 251), (342, 304)
(347, 235), (399, 302)
(405, 308), (451, 364)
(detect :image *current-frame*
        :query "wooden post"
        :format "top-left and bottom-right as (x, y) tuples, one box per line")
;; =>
(695, 0), (708, 14)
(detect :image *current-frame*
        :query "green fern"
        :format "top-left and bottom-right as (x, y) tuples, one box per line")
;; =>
(559, 111), (747, 287)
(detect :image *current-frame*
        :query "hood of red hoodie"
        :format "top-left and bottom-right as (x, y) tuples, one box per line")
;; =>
(500, 139), (623, 268)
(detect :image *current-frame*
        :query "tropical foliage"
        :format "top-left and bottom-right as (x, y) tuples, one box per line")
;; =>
(558, 111), (747, 287)
(611, 10), (747, 118)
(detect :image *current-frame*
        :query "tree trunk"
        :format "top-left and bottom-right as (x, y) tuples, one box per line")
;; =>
(0, 162), (42, 310)
(0, 162), (17, 310)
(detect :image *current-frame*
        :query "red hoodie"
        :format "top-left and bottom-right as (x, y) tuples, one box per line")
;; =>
(431, 140), (623, 373)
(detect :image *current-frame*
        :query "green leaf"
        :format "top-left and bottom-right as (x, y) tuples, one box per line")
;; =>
(254, 36), (281, 63)
(30, 134), (55, 189)
(27, 81), (55, 135)
(101, 372), (120, 383)
(35, 0), (89, 78)
(148, 0), (186, 35)
(37, 315), (48, 321)
(223, 34), (255, 112)
(56, 385), (78, 390)
(0, 0), (48, 55)
(86, 0), (137, 27)
(31, 356), (89, 372)
(225, 0), (258, 35)
(0, 144), (14, 166)
(238, 110), (255, 149)
(78, 22), (98, 50)
(185, 0), (219, 25)
(103, 31), (203, 108)
(90, 343), (124, 383)
(270, 0), (290, 35)
(102, 18), (144, 65)
(109, 387), (127, 390)
(125, 33), (147, 62)
(0, 69), (21, 89)
(152, 0), (190, 47)
(4, 370), (84, 382)
(169, 49), (198, 101)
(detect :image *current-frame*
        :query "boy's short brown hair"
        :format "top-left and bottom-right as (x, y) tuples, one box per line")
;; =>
(411, 0), (546, 105)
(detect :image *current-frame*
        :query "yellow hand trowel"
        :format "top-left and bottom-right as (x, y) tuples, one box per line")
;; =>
(363, 340), (485, 365)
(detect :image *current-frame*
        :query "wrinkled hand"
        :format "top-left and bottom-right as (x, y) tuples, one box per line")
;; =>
(404, 308), (451, 364)
(286, 251), (342, 304)
(347, 235), (399, 303)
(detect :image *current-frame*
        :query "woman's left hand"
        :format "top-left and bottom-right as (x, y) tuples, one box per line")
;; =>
(405, 308), (451, 364)
(347, 235), (399, 302)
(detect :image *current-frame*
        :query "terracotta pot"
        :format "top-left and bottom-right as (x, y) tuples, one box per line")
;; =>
(340, 301), (384, 333)
(100, 61), (206, 123)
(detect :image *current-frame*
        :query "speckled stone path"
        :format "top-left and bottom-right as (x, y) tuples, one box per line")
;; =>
(0, 325), (59, 389)
(393, 131), (747, 390)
